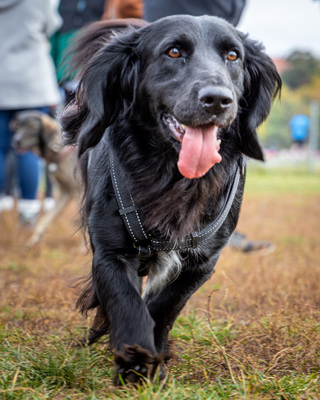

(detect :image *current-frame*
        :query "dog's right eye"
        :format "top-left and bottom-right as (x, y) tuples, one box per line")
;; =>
(167, 47), (182, 58)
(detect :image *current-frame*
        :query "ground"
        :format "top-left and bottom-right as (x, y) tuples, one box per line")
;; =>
(0, 166), (319, 399)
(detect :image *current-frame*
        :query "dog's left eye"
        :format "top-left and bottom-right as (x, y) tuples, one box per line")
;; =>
(227, 50), (238, 61)
(167, 47), (182, 58)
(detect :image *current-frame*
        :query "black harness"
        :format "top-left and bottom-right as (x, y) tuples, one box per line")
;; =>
(110, 149), (245, 256)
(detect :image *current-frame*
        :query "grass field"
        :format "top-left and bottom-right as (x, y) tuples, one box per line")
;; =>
(0, 167), (319, 399)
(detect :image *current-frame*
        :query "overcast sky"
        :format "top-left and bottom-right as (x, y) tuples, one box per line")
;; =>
(237, 0), (320, 58)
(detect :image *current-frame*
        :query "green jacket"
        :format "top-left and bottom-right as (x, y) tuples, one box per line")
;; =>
(50, 29), (78, 83)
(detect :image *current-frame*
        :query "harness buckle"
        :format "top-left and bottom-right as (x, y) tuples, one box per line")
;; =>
(191, 232), (199, 249)
(136, 242), (154, 257)
(119, 205), (138, 216)
(239, 156), (246, 176)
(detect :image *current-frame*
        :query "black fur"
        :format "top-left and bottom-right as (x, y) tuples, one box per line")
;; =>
(62, 16), (281, 384)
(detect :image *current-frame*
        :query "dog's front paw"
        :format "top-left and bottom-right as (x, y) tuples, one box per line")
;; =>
(114, 345), (165, 386)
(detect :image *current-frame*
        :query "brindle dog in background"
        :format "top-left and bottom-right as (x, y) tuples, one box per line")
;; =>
(10, 111), (79, 247)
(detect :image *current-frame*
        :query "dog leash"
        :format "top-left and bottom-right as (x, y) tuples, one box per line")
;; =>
(110, 148), (245, 256)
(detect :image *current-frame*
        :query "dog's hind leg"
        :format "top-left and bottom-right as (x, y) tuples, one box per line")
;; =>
(146, 253), (219, 355)
(26, 192), (73, 248)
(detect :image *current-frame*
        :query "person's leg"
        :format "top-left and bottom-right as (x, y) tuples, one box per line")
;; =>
(0, 110), (12, 193)
(16, 150), (42, 227)
(0, 110), (15, 212)
(4, 149), (18, 197)
(16, 151), (40, 199)
(15, 107), (50, 226)
(41, 107), (57, 212)
(1, 149), (17, 210)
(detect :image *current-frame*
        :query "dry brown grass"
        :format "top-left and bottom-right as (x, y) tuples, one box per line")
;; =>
(0, 168), (319, 398)
(0, 202), (88, 333)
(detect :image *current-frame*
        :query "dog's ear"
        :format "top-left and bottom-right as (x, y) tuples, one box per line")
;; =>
(41, 114), (61, 146)
(238, 35), (281, 161)
(62, 28), (141, 156)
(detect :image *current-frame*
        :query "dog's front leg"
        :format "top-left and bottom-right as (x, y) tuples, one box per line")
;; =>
(146, 253), (220, 355)
(91, 250), (163, 384)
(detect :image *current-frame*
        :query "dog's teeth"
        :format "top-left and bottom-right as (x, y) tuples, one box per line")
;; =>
(181, 124), (186, 131)
(217, 139), (221, 145)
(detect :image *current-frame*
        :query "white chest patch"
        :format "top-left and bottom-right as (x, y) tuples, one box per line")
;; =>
(142, 251), (182, 302)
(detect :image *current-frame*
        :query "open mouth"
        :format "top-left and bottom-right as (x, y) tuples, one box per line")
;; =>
(162, 113), (222, 179)
(162, 113), (221, 146)
(162, 114), (185, 142)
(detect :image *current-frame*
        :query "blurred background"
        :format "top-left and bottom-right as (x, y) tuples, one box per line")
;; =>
(238, 0), (320, 168)
(0, 1), (320, 397)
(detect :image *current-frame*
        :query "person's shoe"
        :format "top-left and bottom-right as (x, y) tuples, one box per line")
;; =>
(17, 199), (41, 230)
(0, 195), (15, 211)
(228, 231), (275, 255)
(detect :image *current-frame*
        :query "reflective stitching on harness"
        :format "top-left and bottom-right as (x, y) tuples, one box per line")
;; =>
(148, 164), (241, 250)
(139, 245), (152, 255)
(111, 155), (138, 243)
(130, 193), (148, 240)
(109, 139), (243, 254)
(198, 169), (240, 239)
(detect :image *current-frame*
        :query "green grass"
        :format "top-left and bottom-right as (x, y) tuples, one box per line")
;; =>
(245, 165), (320, 196)
(1, 166), (320, 398)
(1, 314), (319, 399)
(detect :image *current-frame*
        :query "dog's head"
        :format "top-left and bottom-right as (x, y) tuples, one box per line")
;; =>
(62, 15), (281, 178)
(11, 111), (61, 156)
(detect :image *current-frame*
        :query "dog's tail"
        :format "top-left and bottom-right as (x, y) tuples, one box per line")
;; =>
(61, 18), (147, 148)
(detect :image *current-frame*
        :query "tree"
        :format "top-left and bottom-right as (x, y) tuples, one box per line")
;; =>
(282, 51), (320, 90)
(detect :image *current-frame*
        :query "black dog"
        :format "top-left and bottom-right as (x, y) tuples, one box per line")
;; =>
(62, 16), (281, 384)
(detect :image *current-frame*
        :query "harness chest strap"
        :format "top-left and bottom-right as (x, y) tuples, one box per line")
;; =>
(110, 152), (152, 255)
(110, 149), (245, 255)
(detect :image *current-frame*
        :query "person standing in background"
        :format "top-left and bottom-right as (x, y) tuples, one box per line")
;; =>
(0, 0), (62, 226)
(289, 114), (310, 150)
(144, 0), (246, 25)
(50, 0), (107, 104)
(102, 0), (143, 20)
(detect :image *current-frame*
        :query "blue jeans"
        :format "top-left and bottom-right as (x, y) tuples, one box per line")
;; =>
(0, 107), (49, 200)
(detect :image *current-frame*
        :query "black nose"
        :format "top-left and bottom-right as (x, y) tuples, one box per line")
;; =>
(198, 86), (233, 112)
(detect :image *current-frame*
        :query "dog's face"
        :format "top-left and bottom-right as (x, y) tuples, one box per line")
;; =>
(137, 16), (246, 178)
(10, 111), (44, 154)
(139, 16), (244, 126)
(64, 15), (281, 178)
(10, 111), (59, 156)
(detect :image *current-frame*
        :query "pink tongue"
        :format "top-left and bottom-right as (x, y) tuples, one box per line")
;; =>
(177, 125), (222, 179)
